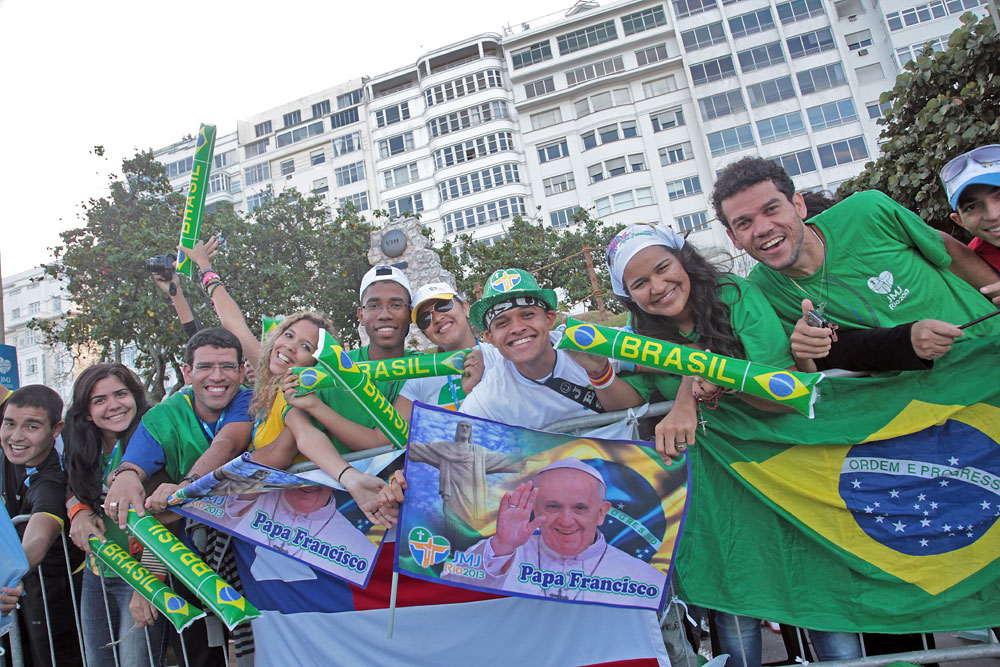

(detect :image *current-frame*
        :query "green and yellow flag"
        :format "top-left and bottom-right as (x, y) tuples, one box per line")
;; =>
(675, 335), (1000, 632)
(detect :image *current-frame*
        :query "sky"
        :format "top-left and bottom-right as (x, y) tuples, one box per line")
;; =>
(0, 0), (574, 278)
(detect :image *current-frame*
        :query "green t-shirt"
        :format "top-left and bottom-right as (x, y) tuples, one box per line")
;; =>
(623, 274), (795, 401)
(315, 345), (415, 454)
(749, 190), (1000, 338)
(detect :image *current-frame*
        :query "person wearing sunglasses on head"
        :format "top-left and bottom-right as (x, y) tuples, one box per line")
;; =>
(941, 143), (1000, 284)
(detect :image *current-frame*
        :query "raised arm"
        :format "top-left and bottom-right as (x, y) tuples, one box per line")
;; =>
(939, 231), (1000, 302)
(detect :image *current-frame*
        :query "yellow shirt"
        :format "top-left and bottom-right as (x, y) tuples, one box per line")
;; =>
(250, 392), (309, 464)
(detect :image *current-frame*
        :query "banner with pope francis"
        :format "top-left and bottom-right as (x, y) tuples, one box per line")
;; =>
(395, 403), (687, 611)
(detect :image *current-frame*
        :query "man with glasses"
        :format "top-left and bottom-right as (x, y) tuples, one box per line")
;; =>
(104, 327), (253, 667)
(941, 143), (1000, 278)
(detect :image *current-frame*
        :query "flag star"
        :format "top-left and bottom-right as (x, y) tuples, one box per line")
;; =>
(940, 480), (949, 487)
(948, 456), (960, 466)
(930, 501), (939, 509)
(890, 490), (900, 498)
(956, 524), (964, 531)
(852, 479), (861, 489)
(942, 524), (952, 532)
(967, 531), (974, 538)
(864, 505), (874, 514)
(617, 503), (626, 510)
(893, 520), (907, 532)
(920, 519), (931, 527)
(918, 494), (926, 501)
(919, 539), (929, 547)
(875, 516), (885, 523)
(913, 504), (921, 510)
(923, 511), (930, 516)
(874, 502), (881, 508)
(982, 501), (992, 510)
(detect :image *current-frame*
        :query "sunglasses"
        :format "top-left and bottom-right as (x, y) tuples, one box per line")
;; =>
(941, 144), (1000, 184)
(415, 299), (456, 331)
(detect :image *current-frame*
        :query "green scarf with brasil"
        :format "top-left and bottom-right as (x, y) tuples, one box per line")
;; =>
(140, 390), (220, 482)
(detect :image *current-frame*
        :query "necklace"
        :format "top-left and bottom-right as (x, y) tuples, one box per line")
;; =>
(537, 538), (609, 601)
(786, 227), (832, 317)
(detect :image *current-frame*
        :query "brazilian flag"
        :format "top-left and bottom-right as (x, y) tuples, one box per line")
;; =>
(676, 335), (1000, 633)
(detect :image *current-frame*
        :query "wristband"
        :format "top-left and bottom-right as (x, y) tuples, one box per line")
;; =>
(68, 502), (94, 522)
(337, 466), (354, 483)
(198, 268), (218, 283)
(587, 361), (615, 389)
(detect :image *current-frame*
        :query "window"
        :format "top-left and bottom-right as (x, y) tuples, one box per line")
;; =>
(164, 156), (194, 178)
(254, 121), (272, 137)
(707, 124), (755, 156)
(643, 75), (678, 97)
(866, 100), (892, 118)
(787, 28), (835, 59)
(776, 0), (824, 23)
(807, 99), (858, 131)
(246, 191), (271, 213)
(557, 20), (618, 55)
(429, 101), (509, 137)
(283, 110), (302, 127)
(756, 111), (806, 144)
(550, 207), (580, 228)
(276, 121), (324, 148)
(334, 161), (365, 187)
(681, 22), (726, 51)
(525, 77), (555, 99)
(746, 76), (795, 108)
(438, 163), (521, 201)
(382, 162), (419, 189)
(623, 6), (667, 35)
(425, 69), (504, 106)
(512, 41), (553, 69)
(537, 139), (570, 163)
(855, 63), (885, 85)
(312, 100), (331, 117)
(636, 43), (670, 67)
(796, 62), (846, 94)
(673, 0), (717, 19)
(885, 0), (982, 31)
(589, 154), (646, 181)
(677, 211), (709, 232)
(582, 120), (638, 149)
(28, 301), (40, 315)
(566, 56), (626, 86)
(25, 358), (38, 375)
(280, 159), (295, 176)
(244, 162), (270, 186)
(340, 191), (369, 211)
(313, 177), (329, 194)
(213, 149), (236, 169)
(738, 42), (785, 72)
(333, 131), (362, 157)
(665, 176), (702, 199)
(208, 172), (231, 194)
(729, 8), (775, 38)
(772, 148), (816, 176)
(543, 172), (576, 196)
(530, 108), (563, 131)
(698, 89), (745, 121)
(651, 107), (686, 131)
(337, 89), (364, 109)
(375, 102), (410, 128)
(845, 29), (873, 51)
(434, 131), (515, 168)
(818, 136), (868, 167)
(10, 308), (19, 319)
(594, 187), (655, 215)
(660, 141), (693, 165)
(574, 88), (631, 117)
(442, 196), (527, 234)
(690, 55), (736, 85)
(379, 132), (416, 159)
(894, 37), (947, 68)
(387, 193), (424, 218)
(330, 107), (360, 129)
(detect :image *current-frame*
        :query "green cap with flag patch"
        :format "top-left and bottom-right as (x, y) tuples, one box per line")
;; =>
(470, 268), (557, 330)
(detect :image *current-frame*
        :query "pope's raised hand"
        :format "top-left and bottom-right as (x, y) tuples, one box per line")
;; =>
(490, 481), (544, 557)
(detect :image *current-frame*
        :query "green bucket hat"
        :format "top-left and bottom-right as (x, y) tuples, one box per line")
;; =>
(470, 268), (558, 330)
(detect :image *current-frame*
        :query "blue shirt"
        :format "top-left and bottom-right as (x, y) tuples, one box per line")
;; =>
(123, 388), (253, 476)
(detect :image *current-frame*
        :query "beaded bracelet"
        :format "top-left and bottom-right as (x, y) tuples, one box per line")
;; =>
(199, 270), (220, 288)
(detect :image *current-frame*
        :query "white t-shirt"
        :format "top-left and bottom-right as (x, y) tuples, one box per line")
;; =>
(400, 374), (464, 411)
(459, 332), (616, 430)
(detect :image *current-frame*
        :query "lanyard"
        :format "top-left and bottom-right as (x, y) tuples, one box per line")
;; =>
(183, 390), (227, 443)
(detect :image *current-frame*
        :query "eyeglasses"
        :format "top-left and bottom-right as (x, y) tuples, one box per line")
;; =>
(361, 301), (409, 314)
(941, 144), (1000, 184)
(416, 299), (456, 331)
(192, 362), (241, 373)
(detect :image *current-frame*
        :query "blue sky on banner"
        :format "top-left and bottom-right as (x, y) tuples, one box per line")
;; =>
(0, 0), (567, 275)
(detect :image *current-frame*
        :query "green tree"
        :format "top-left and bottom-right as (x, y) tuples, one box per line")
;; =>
(434, 208), (625, 315)
(838, 14), (999, 238)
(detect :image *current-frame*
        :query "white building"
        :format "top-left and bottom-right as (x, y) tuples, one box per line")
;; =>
(151, 0), (987, 255)
(2, 267), (76, 402)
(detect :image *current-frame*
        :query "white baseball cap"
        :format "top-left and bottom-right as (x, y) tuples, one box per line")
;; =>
(411, 282), (461, 323)
(359, 265), (413, 302)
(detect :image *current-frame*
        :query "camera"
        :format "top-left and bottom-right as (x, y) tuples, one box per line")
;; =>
(145, 254), (176, 281)
(806, 309), (839, 341)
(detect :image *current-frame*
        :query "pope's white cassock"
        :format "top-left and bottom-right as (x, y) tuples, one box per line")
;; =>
(460, 532), (666, 605)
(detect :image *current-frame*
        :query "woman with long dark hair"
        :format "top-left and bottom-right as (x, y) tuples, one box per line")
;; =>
(64, 363), (168, 666)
